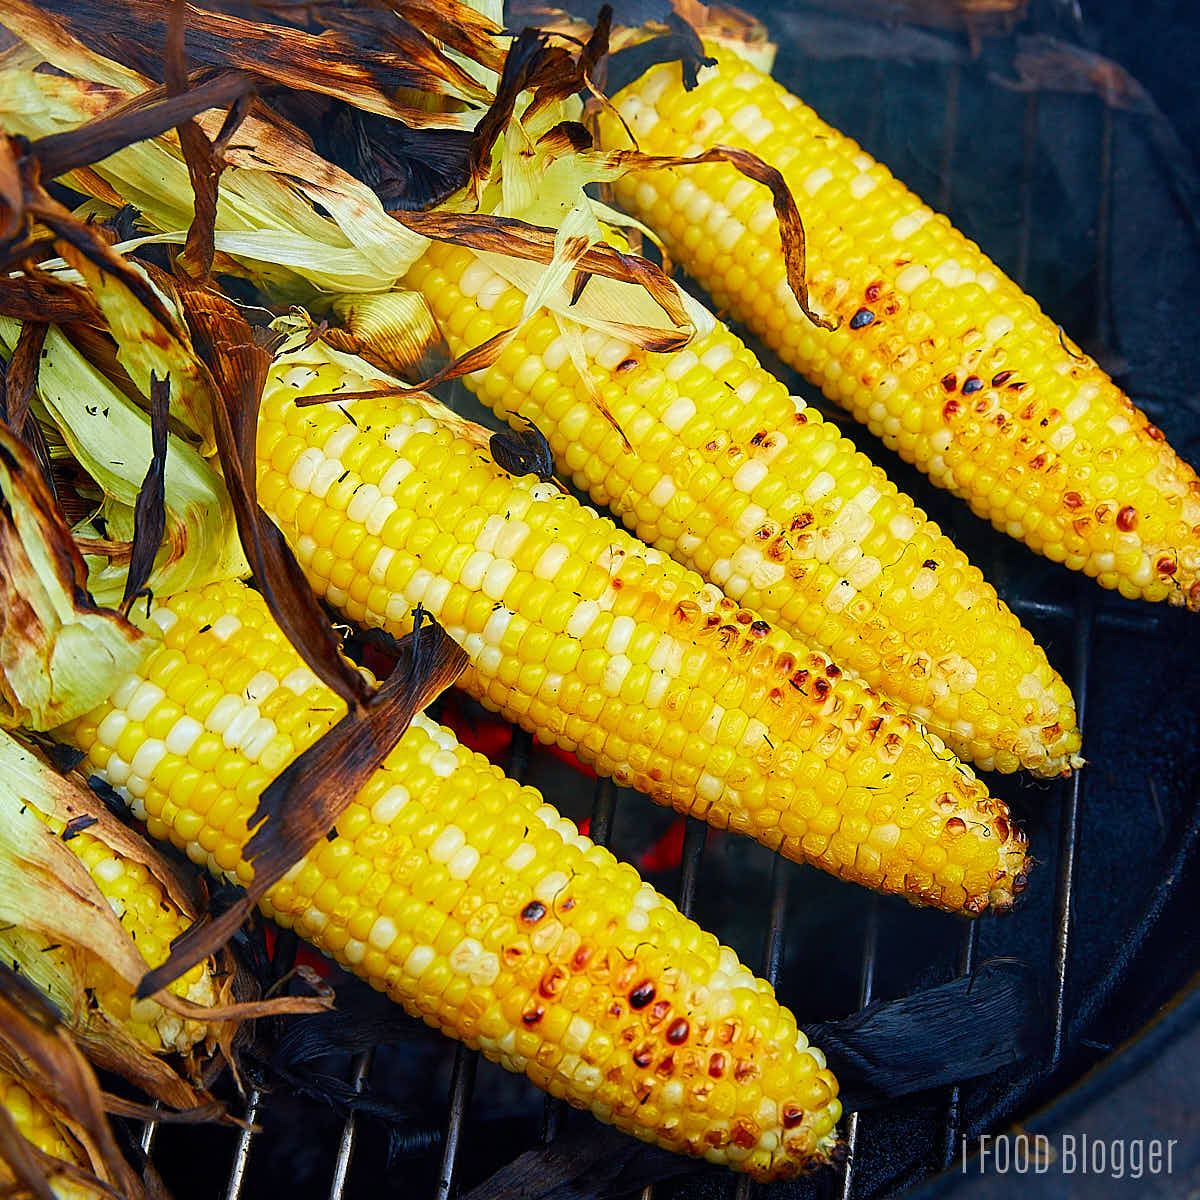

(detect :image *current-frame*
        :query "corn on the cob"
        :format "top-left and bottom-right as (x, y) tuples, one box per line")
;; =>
(58, 579), (843, 1179)
(404, 243), (1079, 777)
(0, 1073), (98, 1200)
(253, 338), (1027, 913)
(602, 50), (1200, 607)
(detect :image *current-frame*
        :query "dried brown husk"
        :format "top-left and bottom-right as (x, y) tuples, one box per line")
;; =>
(1, 0), (495, 123)
(320, 290), (449, 381)
(0, 966), (146, 1200)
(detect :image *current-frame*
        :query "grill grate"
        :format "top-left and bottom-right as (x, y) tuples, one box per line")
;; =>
(131, 3), (1198, 1197)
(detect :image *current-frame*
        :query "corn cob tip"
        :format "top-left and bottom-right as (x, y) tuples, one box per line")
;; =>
(603, 51), (1200, 612)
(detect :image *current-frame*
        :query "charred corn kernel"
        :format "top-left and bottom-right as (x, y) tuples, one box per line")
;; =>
(0, 1073), (98, 1199)
(254, 351), (1028, 913)
(602, 51), (1200, 608)
(406, 243), (1079, 778)
(59, 580), (841, 1179)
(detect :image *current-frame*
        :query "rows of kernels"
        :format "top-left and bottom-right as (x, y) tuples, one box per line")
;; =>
(406, 242), (1080, 777)
(0, 1074), (98, 1199)
(255, 360), (1028, 913)
(605, 54), (1200, 608)
(60, 580), (841, 1179)
(3, 816), (214, 1053)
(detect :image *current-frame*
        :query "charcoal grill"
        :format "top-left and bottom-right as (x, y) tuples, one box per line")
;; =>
(129, 0), (1200, 1195)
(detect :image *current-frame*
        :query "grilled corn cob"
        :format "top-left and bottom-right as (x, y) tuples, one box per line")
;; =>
(602, 49), (1200, 607)
(0, 1073), (98, 1200)
(405, 243), (1079, 777)
(58, 579), (841, 1179)
(253, 336), (1027, 913)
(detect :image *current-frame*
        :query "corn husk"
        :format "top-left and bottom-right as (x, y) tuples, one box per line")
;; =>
(0, 317), (247, 604)
(0, 421), (149, 730)
(0, 731), (330, 1108)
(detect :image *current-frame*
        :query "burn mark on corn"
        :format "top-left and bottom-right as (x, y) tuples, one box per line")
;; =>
(666, 1018), (690, 1044)
(539, 966), (567, 997)
(782, 1105), (806, 1129)
(520, 900), (547, 924)
(749, 620), (770, 638)
(629, 980), (655, 1008)
(941, 373), (958, 392)
(1117, 506), (1138, 531)
(732, 1122), (758, 1149)
(943, 398), (961, 420)
(849, 307), (875, 329)
(655, 1053), (676, 1077)
(522, 1006), (544, 1025)
(648, 1000), (672, 1027)
(962, 376), (983, 394)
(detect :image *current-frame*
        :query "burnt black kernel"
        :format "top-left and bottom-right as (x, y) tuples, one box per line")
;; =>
(629, 981), (656, 1008)
(962, 376), (983, 394)
(666, 1018), (690, 1045)
(520, 900), (547, 924)
(849, 307), (875, 329)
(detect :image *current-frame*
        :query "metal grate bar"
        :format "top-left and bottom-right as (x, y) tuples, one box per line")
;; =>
(937, 63), (961, 215)
(676, 818), (709, 921)
(731, 856), (791, 1200)
(219, 930), (299, 1198)
(435, 1047), (479, 1200)
(1050, 585), (1095, 1067)
(435, 728), (535, 1197)
(225, 1088), (263, 1200)
(329, 1048), (375, 1199)
(940, 922), (980, 1168)
(1016, 92), (1040, 289)
(139, 1104), (160, 1157)
(838, 901), (881, 1200)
